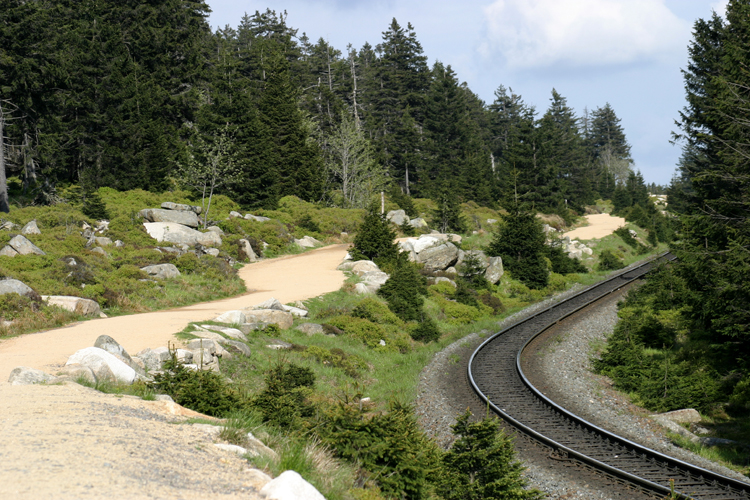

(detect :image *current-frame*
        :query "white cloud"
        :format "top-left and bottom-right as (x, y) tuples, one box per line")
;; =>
(480, 0), (690, 69)
(712, 0), (728, 18)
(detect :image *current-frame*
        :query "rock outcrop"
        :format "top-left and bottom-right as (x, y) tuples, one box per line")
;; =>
(143, 222), (222, 247)
(42, 296), (105, 318)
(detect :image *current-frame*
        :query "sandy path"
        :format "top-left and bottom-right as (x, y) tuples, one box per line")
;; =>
(563, 213), (625, 240)
(0, 244), (349, 381)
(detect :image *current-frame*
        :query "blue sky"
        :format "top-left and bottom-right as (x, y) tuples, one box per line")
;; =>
(206, 0), (728, 186)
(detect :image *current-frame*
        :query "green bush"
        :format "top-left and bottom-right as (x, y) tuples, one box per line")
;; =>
(0, 293), (42, 321)
(151, 352), (243, 417)
(409, 317), (441, 343)
(352, 297), (403, 326)
(252, 361), (316, 428)
(597, 249), (625, 271)
(546, 243), (587, 274)
(377, 261), (427, 322)
(350, 207), (399, 266)
(304, 345), (368, 378)
(429, 281), (457, 298)
(316, 400), (442, 500)
(438, 410), (543, 500)
(325, 316), (387, 349)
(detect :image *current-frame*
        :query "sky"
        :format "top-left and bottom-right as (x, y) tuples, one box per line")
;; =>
(206, 0), (729, 187)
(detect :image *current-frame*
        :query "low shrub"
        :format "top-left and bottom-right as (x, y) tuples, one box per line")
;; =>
(409, 317), (441, 343)
(252, 361), (316, 428)
(304, 345), (368, 378)
(597, 249), (625, 271)
(151, 351), (244, 417)
(352, 297), (403, 326)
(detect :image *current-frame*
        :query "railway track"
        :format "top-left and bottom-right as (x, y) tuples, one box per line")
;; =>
(469, 254), (750, 499)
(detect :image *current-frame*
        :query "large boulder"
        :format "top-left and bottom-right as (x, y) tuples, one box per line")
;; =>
(21, 220), (41, 235)
(141, 263), (181, 280)
(296, 323), (325, 336)
(42, 296), (104, 317)
(386, 209), (409, 226)
(412, 235), (441, 254)
(293, 236), (322, 248)
(56, 363), (97, 385)
(0, 279), (34, 296)
(143, 222), (222, 247)
(8, 366), (57, 385)
(242, 309), (294, 330)
(349, 260), (380, 276)
(94, 335), (133, 363)
(397, 240), (417, 262)
(214, 310), (247, 325)
(161, 202), (201, 214)
(7, 234), (45, 255)
(0, 246), (18, 257)
(416, 243), (459, 270)
(485, 257), (504, 284)
(198, 324), (247, 341)
(259, 470), (326, 500)
(66, 347), (137, 384)
(138, 208), (201, 228)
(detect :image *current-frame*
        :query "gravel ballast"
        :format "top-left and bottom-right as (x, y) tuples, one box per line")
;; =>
(416, 280), (749, 499)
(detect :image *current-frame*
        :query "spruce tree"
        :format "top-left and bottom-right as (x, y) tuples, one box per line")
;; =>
(486, 204), (548, 289)
(351, 206), (399, 266)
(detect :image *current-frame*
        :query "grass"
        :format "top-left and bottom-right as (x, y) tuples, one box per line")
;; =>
(668, 431), (750, 478)
(75, 376), (156, 400)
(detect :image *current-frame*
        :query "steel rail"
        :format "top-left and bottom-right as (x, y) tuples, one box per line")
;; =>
(468, 253), (750, 499)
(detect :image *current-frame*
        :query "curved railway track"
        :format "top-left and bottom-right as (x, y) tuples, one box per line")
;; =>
(469, 254), (750, 499)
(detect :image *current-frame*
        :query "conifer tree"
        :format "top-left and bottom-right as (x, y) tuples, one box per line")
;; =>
(351, 206), (399, 266)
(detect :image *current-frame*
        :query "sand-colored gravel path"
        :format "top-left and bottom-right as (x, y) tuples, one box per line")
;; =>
(0, 244), (349, 381)
(563, 213), (625, 240)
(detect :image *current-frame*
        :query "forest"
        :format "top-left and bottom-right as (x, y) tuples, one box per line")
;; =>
(0, 0), (637, 217)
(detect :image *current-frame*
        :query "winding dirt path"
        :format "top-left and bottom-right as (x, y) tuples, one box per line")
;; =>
(0, 244), (349, 381)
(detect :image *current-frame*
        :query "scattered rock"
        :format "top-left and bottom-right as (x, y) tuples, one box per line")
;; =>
(0, 278), (34, 296)
(397, 240), (417, 262)
(246, 432), (278, 460)
(205, 226), (224, 234)
(198, 324), (247, 341)
(293, 235), (322, 248)
(214, 310), (247, 324)
(94, 335), (133, 363)
(434, 277), (457, 287)
(229, 211), (243, 218)
(386, 209), (409, 226)
(412, 235), (441, 254)
(160, 202), (202, 214)
(259, 470), (326, 500)
(243, 309), (294, 330)
(205, 248), (220, 257)
(296, 323), (325, 335)
(138, 208), (201, 228)
(0, 246), (18, 257)
(409, 217), (428, 229)
(7, 234), (45, 256)
(417, 242), (459, 270)
(282, 305), (308, 318)
(238, 239), (258, 262)
(8, 366), (58, 385)
(265, 339), (292, 350)
(43, 296), (105, 317)
(143, 222), (222, 247)
(254, 298), (285, 311)
(175, 349), (193, 363)
(56, 363), (97, 385)
(66, 347), (137, 384)
(21, 220), (41, 235)
(136, 347), (171, 372)
(244, 214), (271, 222)
(350, 260), (380, 276)
(484, 257), (504, 284)
(653, 409), (701, 424)
(90, 246), (108, 256)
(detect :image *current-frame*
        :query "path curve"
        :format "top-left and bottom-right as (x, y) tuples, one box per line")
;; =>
(0, 244), (349, 381)
(563, 213), (625, 240)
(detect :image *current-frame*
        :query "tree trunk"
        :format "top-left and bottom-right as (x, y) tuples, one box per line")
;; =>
(0, 103), (10, 213)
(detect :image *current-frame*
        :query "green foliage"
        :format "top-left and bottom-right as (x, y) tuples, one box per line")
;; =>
(614, 227), (648, 253)
(458, 252), (491, 290)
(252, 361), (316, 428)
(597, 249), (624, 271)
(377, 261), (428, 322)
(454, 280), (479, 308)
(350, 207), (399, 266)
(545, 243), (587, 274)
(0, 292), (41, 321)
(486, 206), (548, 289)
(409, 317), (441, 343)
(352, 297), (403, 326)
(303, 345), (368, 378)
(315, 400), (441, 500)
(438, 410), (543, 500)
(432, 188), (467, 234)
(81, 189), (110, 221)
(151, 352), (243, 417)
